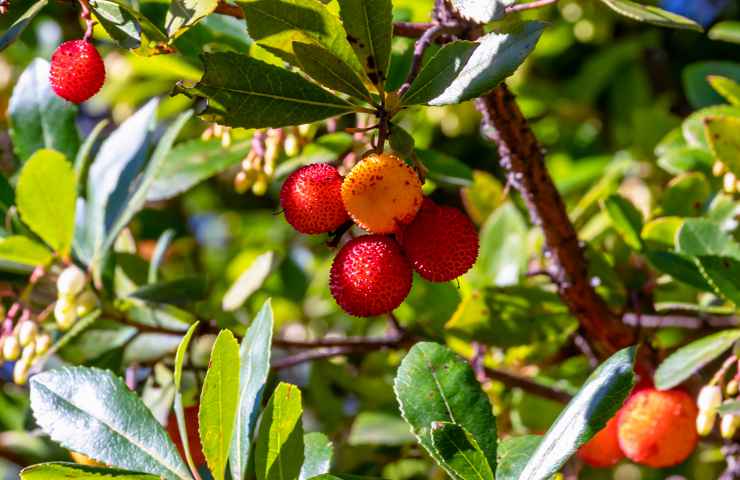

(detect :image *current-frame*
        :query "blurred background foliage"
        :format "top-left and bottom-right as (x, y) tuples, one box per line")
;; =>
(0, 0), (739, 478)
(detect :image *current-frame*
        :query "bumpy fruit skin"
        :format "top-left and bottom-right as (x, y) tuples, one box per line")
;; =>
(398, 199), (479, 282)
(167, 405), (206, 467)
(577, 416), (624, 467)
(49, 40), (106, 104)
(330, 235), (412, 317)
(280, 163), (349, 234)
(341, 153), (423, 234)
(617, 388), (698, 468)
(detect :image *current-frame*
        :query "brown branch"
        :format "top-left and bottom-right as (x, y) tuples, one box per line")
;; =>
(273, 334), (406, 349)
(623, 312), (740, 329)
(474, 85), (635, 359)
(393, 22), (435, 38)
(485, 366), (573, 403)
(271, 346), (360, 370)
(214, 0), (243, 18)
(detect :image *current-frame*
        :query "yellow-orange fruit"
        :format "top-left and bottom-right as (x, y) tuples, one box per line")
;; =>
(341, 153), (423, 234)
(577, 416), (624, 467)
(617, 388), (698, 468)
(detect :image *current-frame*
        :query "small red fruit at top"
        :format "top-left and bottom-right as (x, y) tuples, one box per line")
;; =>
(49, 40), (106, 104)
(617, 387), (698, 468)
(280, 163), (349, 234)
(398, 199), (479, 282)
(577, 416), (624, 467)
(330, 235), (412, 317)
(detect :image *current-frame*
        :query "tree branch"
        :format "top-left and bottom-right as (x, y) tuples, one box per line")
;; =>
(623, 312), (740, 329)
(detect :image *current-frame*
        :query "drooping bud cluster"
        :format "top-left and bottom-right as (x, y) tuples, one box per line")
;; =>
(55, 265), (97, 331)
(0, 317), (52, 385)
(280, 152), (479, 317)
(713, 161), (740, 194)
(694, 350), (740, 440)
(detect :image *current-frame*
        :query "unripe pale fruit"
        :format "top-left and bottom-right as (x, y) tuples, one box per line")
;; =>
(35, 333), (52, 356)
(728, 379), (739, 397)
(398, 199), (479, 282)
(698, 384), (722, 412)
(55, 297), (77, 331)
(697, 408), (716, 436)
(17, 320), (37, 347)
(341, 153), (423, 234)
(721, 413), (740, 439)
(49, 40), (106, 104)
(280, 163), (349, 234)
(13, 357), (30, 385)
(577, 416), (624, 467)
(76, 290), (98, 317)
(3, 336), (20, 361)
(329, 235), (412, 317)
(167, 405), (206, 466)
(57, 265), (86, 296)
(617, 388), (698, 468)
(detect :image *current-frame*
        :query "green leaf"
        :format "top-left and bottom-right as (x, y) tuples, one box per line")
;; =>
(17, 149), (77, 256)
(495, 436), (541, 480)
(394, 342), (497, 476)
(645, 250), (713, 291)
(148, 138), (249, 201)
(662, 172), (710, 217)
(200, 329), (241, 480)
(603, 194), (643, 250)
(469, 202), (528, 287)
(657, 147), (713, 175)
(705, 115), (740, 176)
(229, 299), (274, 480)
(449, 0), (512, 23)
(20, 462), (160, 479)
(431, 422), (494, 480)
(696, 256), (740, 305)
(642, 217), (683, 249)
(0, 236), (53, 268)
(174, 322), (199, 389)
(239, 0), (363, 75)
(682, 105), (740, 148)
(89, 0), (170, 55)
(176, 53), (354, 129)
(709, 21), (740, 44)
(8, 59), (79, 163)
(172, 322), (199, 476)
(223, 251), (276, 311)
(348, 411), (416, 446)
(166, 0), (219, 38)
(129, 277), (208, 305)
(299, 432), (333, 480)
(424, 23), (544, 106)
(677, 218), (740, 260)
(596, 0), (702, 31)
(337, 0), (392, 89)
(655, 330), (740, 390)
(0, 0), (48, 51)
(29, 367), (190, 480)
(149, 229), (176, 283)
(719, 400), (740, 415)
(401, 41), (478, 106)
(683, 62), (740, 108)
(708, 75), (740, 106)
(255, 383), (305, 480)
(518, 347), (636, 480)
(416, 149), (473, 188)
(388, 123), (415, 160)
(293, 42), (373, 102)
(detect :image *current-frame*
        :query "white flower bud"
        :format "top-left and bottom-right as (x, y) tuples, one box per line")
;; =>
(698, 385), (723, 412)
(284, 134), (300, 157)
(17, 320), (37, 347)
(55, 297), (77, 331)
(35, 333), (52, 356)
(3, 335), (20, 361)
(76, 290), (98, 317)
(13, 357), (30, 385)
(721, 414), (740, 439)
(57, 266), (86, 296)
(697, 408), (716, 436)
(21, 343), (35, 361)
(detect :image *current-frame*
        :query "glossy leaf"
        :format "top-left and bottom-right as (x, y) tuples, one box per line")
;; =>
(426, 24), (544, 105)
(299, 432), (333, 480)
(129, 277), (208, 305)
(175, 54), (354, 129)
(597, 0), (702, 31)
(683, 62), (740, 108)
(388, 123), (415, 160)
(682, 105), (740, 148)
(29, 367), (190, 479)
(662, 172), (710, 217)
(17, 149), (77, 256)
(697, 255), (740, 305)
(641, 216), (683, 249)
(200, 329), (241, 480)
(255, 383), (305, 480)
(416, 149), (473, 187)
(348, 411), (416, 446)
(645, 250), (713, 291)
(705, 115), (740, 176)
(469, 202), (528, 287)
(337, 0), (392, 88)
(655, 330), (740, 390)
(518, 347), (636, 480)
(602, 194), (643, 250)
(0, 0), (48, 51)
(707, 75), (740, 106)
(431, 422), (494, 480)
(229, 299), (274, 480)
(708, 21), (740, 44)
(0, 236), (53, 268)
(719, 400), (740, 415)
(401, 41), (478, 106)
(89, 0), (170, 55)
(223, 251), (276, 311)
(20, 462), (160, 479)
(677, 218), (740, 260)
(657, 146), (713, 175)
(172, 321), (199, 476)
(166, 0), (219, 38)
(293, 42), (373, 102)
(449, 0), (513, 23)
(394, 342), (497, 476)
(495, 436), (541, 480)
(8, 59), (79, 163)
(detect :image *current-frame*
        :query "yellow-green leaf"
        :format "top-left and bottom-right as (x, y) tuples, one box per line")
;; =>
(255, 383), (304, 480)
(704, 115), (740, 176)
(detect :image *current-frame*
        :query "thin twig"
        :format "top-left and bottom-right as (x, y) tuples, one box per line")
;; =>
(623, 312), (740, 329)
(485, 366), (573, 403)
(271, 346), (358, 370)
(273, 335), (405, 349)
(504, 0), (558, 13)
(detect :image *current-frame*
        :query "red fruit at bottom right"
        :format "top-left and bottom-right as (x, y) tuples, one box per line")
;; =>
(398, 199), (479, 282)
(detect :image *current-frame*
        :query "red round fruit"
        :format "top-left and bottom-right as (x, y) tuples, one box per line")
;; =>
(280, 163), (349, 234)
(49, 40), (106, 104)
(398, 199), (479, 282)
(330, 235), (412, 317)
(617, 388), (698, 468)
(577, 416), (624, 467)
(167, 404), (206, 467)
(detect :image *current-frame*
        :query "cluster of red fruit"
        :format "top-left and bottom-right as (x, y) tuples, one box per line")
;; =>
(578, 383), (699, 469)
(49, 39), (106, 103)
(280, 153), (479, 317)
